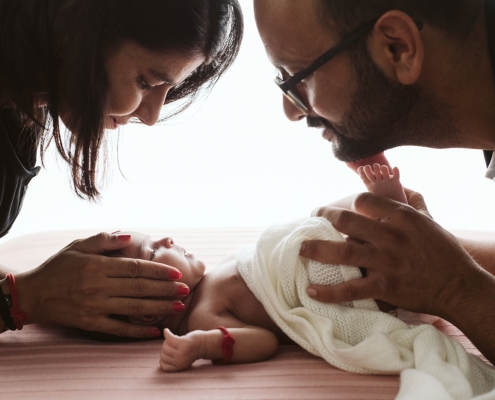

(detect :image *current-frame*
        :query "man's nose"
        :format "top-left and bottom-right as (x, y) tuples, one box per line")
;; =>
(283, 95), (306, 122)
(134, 85), (170, 126)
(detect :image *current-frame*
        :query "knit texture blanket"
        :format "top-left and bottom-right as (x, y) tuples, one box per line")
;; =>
(235, 217), (495, 400)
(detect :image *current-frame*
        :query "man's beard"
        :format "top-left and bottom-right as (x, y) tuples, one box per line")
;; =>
(308, 43), (460, 163)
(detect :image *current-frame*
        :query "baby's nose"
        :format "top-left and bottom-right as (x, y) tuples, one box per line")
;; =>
(158, 237), (174, 248)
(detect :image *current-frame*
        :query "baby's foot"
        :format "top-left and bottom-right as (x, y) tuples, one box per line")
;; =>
(357, 164), (408, 204)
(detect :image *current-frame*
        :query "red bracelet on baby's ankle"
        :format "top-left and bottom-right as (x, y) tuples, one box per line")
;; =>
(6, 273), (27, 330)
(212, 326), (235, 365)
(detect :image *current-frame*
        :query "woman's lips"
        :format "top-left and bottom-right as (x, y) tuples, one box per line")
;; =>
(109, 116), (129, 129)
(109, 117), (118, 129)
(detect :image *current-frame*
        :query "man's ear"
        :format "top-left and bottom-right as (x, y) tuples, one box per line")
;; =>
(367, 10), (424, 85)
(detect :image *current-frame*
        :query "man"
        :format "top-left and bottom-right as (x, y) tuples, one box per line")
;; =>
(254, 0), (495, 364)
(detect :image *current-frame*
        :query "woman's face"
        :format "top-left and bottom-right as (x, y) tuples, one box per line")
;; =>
(102, 42), (205, 129)
(116, 232), (206, 291)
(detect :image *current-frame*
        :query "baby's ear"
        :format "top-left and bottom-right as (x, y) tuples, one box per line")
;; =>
(129, 315), (164, 326)
(104, 249), (124, 258)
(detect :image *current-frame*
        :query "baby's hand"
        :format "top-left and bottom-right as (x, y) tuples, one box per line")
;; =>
(160, 329), (205, 372)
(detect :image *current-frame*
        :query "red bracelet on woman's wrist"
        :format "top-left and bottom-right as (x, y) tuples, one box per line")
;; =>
(212, 326), (235, 365)
(6, 273), (27, 330)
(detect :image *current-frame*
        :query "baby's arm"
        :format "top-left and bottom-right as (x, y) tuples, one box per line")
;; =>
(160, 325), (278, 372)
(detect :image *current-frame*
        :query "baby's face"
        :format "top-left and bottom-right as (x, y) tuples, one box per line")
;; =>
(116, 232), (206, 290)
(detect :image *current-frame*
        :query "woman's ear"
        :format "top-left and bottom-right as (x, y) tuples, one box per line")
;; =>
(367, 10), (424, 85)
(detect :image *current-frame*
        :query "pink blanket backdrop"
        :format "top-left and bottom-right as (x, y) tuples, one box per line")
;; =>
(0, 229), (488, 400)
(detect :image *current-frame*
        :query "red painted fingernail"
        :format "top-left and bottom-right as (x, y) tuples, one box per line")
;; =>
(177, 286), (190, 296)
(117, 234), (131, 241)
(173, 302), (185, 313)
(169, 270), (182, 280)
(150, 328), (161, 337)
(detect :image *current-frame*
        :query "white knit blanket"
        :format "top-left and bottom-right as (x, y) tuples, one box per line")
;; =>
(235, 217), (495, 400)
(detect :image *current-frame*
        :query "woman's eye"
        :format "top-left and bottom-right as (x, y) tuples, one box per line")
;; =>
(150, 249), (157, 261)
(137, 77), (153, 91)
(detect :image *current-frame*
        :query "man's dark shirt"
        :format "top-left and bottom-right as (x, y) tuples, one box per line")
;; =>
(0, 109), (40, 238)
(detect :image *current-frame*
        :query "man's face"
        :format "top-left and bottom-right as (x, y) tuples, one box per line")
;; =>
(255, 0), (458, 162)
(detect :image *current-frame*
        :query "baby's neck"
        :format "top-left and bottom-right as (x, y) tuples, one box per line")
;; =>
(156, 276), (205, 335)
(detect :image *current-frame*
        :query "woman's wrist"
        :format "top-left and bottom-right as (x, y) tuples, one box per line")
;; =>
(13, 272), (34, 325)
(0, 273), (33, 329)
(0, 277), (10, 295)
(0, 278), (7, 332)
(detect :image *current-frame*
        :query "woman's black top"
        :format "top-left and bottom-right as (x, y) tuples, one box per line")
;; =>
(0, 109), (40, 238)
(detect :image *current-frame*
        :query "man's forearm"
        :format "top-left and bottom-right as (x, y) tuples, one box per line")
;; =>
(444, 268), (495, 366)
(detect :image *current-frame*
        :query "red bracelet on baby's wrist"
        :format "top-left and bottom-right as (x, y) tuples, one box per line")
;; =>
(212, 326), (235, 365)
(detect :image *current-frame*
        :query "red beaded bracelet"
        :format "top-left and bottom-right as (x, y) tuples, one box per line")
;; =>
(212, 326), (235, 365)
(6, 273), (27, 330)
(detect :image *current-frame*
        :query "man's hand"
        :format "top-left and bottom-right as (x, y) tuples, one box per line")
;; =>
(301, 189), (488, 319)
(15, 232), (189, 338)
(160, 329), (205, 372)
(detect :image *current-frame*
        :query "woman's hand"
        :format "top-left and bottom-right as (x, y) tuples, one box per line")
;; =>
(14, 232), (189, 338)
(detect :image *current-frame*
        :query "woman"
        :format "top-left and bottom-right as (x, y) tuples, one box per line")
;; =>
(0, 0), (243, 338)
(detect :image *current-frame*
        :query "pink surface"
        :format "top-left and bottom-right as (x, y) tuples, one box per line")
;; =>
(0, 229), (489, 399)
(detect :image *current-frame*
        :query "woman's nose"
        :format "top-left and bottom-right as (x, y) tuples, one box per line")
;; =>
(134, 85), (170, 126)
(283, 95), (307, 122)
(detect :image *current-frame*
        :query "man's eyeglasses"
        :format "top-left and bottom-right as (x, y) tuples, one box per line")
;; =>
(274, 18), (424, 115)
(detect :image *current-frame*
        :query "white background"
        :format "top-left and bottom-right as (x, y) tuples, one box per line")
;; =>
(2, 2), (495, 245)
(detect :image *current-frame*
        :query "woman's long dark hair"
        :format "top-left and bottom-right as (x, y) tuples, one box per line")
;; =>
(0, 0), (243, 199)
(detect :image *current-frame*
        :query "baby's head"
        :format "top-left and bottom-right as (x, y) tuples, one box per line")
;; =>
(105, 232), (206, 334)
(110, 232), (206, 292)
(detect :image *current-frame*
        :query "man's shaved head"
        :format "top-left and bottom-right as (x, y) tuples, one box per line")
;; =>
(254, 0), (335, 68)
(317, 0), (482, 38)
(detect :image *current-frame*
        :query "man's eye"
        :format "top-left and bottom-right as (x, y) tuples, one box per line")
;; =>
(150, 249), (156, 261)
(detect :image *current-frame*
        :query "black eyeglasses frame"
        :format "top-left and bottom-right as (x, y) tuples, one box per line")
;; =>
(275, 18), (424, 114)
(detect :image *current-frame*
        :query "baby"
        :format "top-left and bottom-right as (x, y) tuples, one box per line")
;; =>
(112, 159), (407, 372)
(106, 159), (495, 400)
